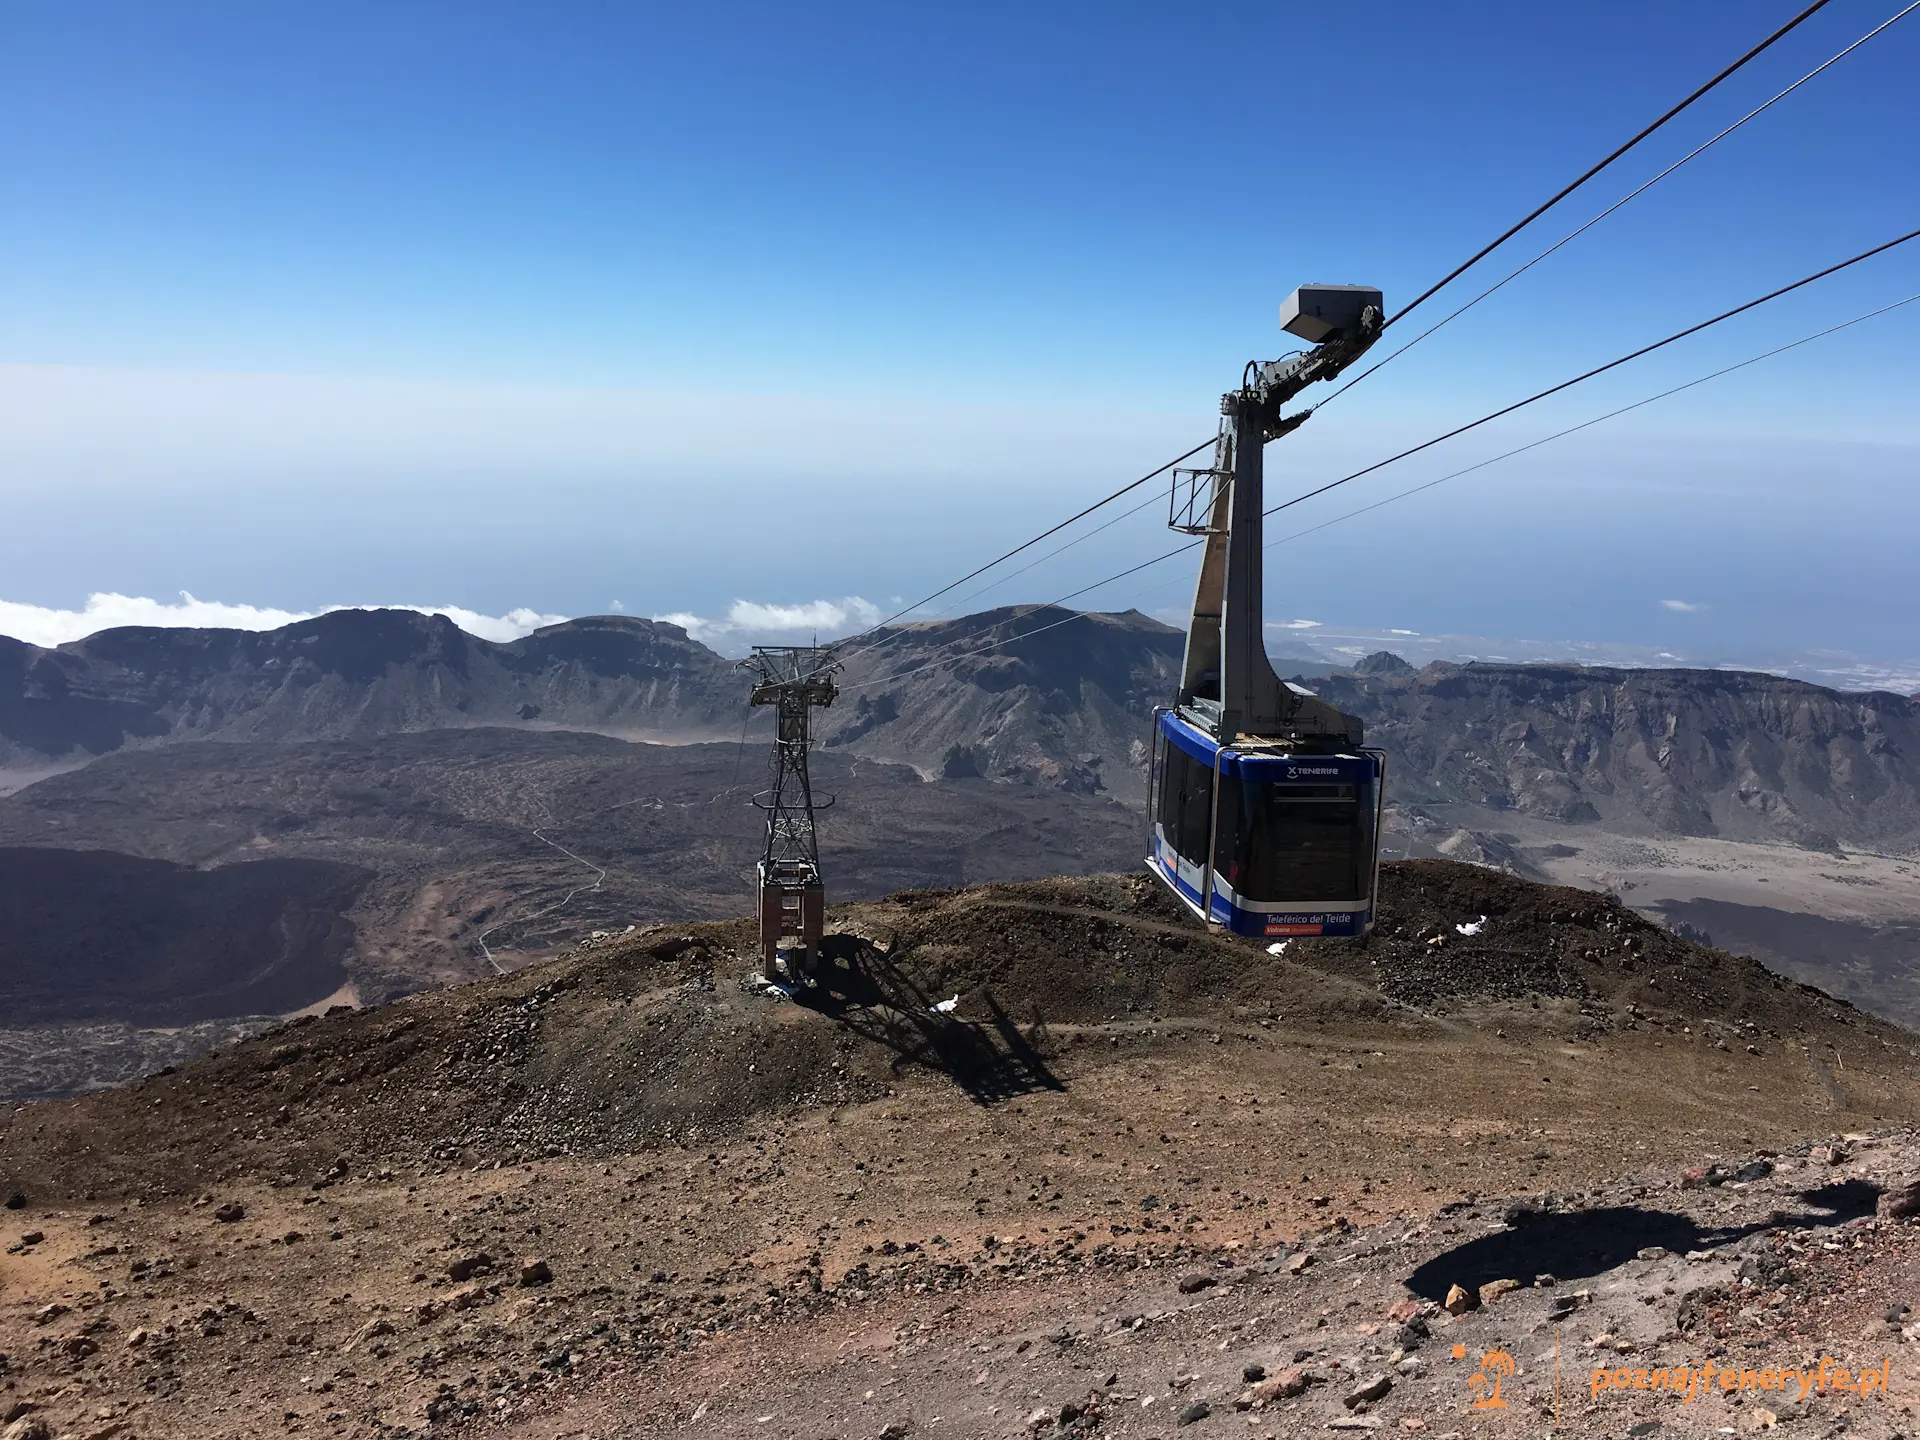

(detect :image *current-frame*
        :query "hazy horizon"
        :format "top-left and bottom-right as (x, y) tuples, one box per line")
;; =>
(5, 589), (1916, 696)
(4, 3), (1916, 680)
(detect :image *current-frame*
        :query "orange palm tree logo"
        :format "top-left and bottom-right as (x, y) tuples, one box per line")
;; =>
(1468, 1348), (1516, 1409)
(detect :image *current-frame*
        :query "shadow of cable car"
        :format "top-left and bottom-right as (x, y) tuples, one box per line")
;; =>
(1403, 1178), (1882, 1302)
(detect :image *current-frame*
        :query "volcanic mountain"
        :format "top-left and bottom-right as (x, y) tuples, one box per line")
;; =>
(0, 610), (743, 777)
(9, 607), (1919, 851)
(826, 606), (1184, 800)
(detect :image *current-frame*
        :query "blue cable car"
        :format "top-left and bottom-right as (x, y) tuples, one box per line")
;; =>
(1145, 283), (1390, 938)
(1148, 709), (1386, 938)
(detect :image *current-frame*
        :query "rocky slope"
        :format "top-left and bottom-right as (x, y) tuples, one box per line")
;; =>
(2, 861), (1918, 1439)
(1321, 660), (1920, 852)
(827, 607), (1183, 801)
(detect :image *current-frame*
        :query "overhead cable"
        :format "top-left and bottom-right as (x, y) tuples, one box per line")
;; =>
(828, 433), (1217, 653)
(1264, 223), (1920, 522)
(832, 231), (1920, 693)
(815, 2), (1844, 675)
(1388, 0), (1837, 329)
(1319, 0), (1920, 405)
(832, 288), (1920, 700)
(1267, 291), (1920, 554)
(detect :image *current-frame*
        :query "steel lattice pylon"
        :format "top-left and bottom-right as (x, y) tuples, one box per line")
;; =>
(743, 645), (839, 981)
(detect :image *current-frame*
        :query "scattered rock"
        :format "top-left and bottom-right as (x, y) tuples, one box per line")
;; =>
(213, 1202), (246, 1223)
(1, 1193), (23, 1211)
(1177, 1273), (1217, 1294)
(1177, 1400), (1211, 1425)
(31, 1304), (68, 1326)
(1443, 1284), (1477, 1315)
(519, 1257), (553, 1287)
(1733, 1159), (1773, 1183)
(1237, 1368), (1311, 1409)
(16, 1231), (42, 1247)
(2, 1417), (53, 1440)
(1385, 1299), (1424, 1322)
(1345, 1372), (1393, 1408)
(447, 1252), (494, 1283)
(1676, 1285), (1730, 1334)
(1242, 1364), (1266, 1383)
(878, 1425), (911, 1440)
(125, 1327), (149, 1348)
(1879, 1179), (1920, 1220)
(1286, 1252), (1313, 1275)
(1478, 1278), (1521, 1305)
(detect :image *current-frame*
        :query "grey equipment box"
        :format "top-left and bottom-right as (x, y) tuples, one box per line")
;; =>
(1280, 284), (1385, 344)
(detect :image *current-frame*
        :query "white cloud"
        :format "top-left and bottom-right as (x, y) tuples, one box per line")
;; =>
(656, 597), (881, 649)
(0, 592), (567, 648)
(1660, 599), (1705, 613)
(727, 597), (881, 632)
(1277, 618), (1322, 630)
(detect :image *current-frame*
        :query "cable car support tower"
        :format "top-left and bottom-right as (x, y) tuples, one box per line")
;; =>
(744, 646), (838, 983)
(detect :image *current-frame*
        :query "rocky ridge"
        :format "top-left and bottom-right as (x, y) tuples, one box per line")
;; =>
(1320, 660), (1920, 851)
(0, 612), (743, 771)
(8, 609), (1920, 853)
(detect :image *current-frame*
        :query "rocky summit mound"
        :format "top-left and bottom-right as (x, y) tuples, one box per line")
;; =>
(3, 860), (1903, 1207)
(3, 860), (1919, 1440)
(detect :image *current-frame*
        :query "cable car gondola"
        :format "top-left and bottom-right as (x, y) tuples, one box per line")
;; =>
(1145, 283), (1390, 939)
(1149, 709), (1385, 938)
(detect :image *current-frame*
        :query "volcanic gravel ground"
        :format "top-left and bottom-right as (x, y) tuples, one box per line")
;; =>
(2, 862), (1919, 1439)
(483, 1133), (1920, 1439)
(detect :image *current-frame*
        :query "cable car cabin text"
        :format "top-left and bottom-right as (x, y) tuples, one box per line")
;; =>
(1148, 710), (1386, 939)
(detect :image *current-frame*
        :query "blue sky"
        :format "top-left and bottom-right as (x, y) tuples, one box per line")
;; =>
(2, 1), (1917, 664)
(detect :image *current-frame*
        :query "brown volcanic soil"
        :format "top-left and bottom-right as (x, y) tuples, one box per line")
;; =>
(0, 847), (368, 1026)
(2, 861), (1919, 1439)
